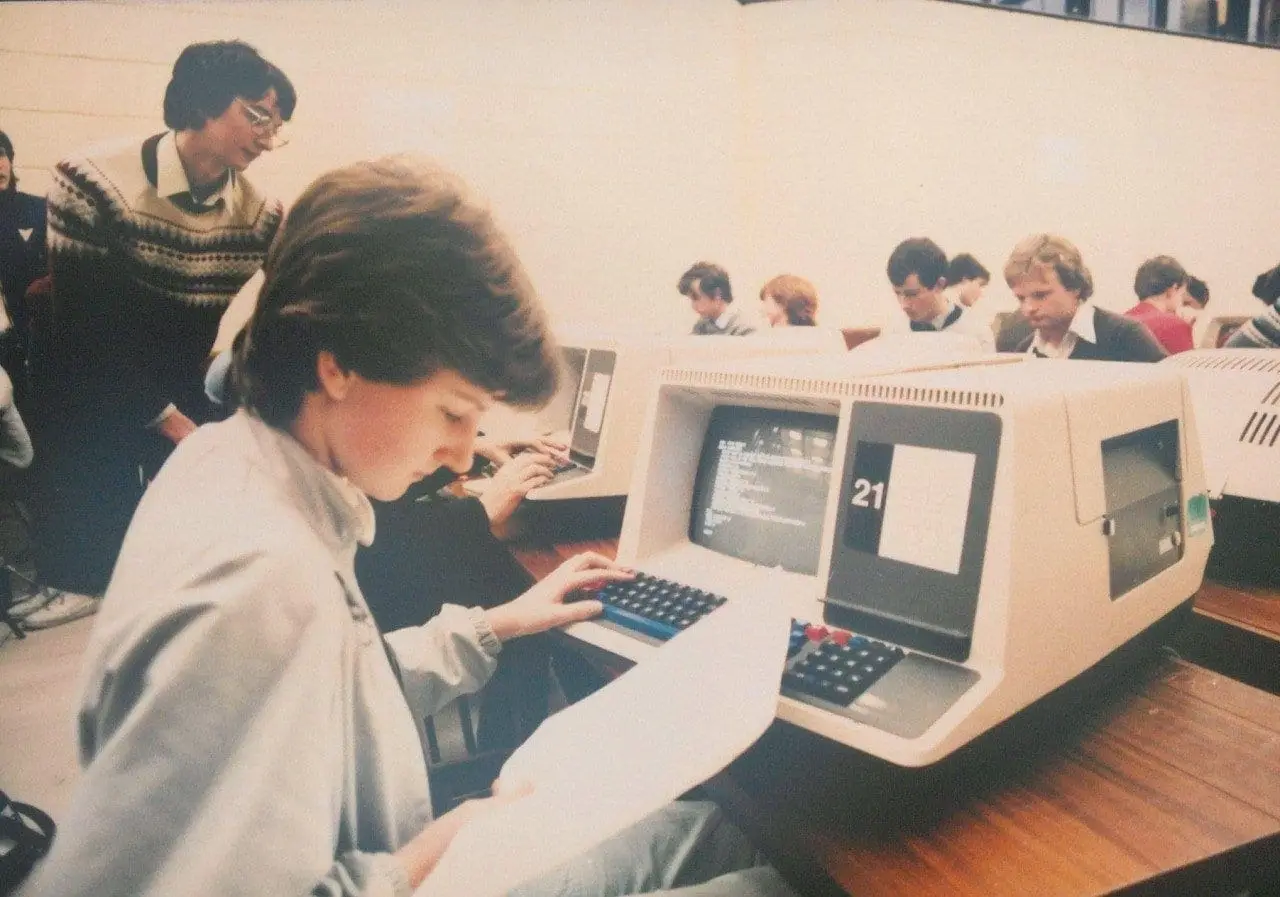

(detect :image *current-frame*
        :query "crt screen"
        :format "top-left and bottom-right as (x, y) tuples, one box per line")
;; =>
(689, 406), (838, 575)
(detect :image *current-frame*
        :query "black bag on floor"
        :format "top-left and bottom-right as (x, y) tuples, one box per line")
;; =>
(0, 790), (55, 895)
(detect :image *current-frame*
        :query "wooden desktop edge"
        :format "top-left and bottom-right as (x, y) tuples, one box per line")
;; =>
(510, 534), (1280, 896)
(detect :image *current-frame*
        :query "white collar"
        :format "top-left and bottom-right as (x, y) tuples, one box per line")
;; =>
(1029, 302), (1096, 356)
(929, 299), (960, 331)
(156, 131), (233, 208)
(241, 411), (377, 550)
(714, 308), (736, 329)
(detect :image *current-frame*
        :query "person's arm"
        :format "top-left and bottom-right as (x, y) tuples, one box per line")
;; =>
(31, 553), (413, 897)
(476, 450), (556, 529)
(383, 603), (504, 721)
(1225, 299), (1280, 349)
(0, 366), (33, 468)
(384, 553), (632, 721)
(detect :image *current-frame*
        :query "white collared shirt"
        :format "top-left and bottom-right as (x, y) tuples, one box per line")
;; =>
(927, 299), (959, 331)
(1028, 302), (1097, 358)
(154, 131), (234, 208)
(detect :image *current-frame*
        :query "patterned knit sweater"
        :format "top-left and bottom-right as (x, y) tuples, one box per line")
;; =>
(43, 133), (282, 428)
(1225, 299), (1280, 349)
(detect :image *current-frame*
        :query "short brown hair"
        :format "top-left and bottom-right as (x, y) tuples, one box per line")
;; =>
(1003, 234), (1094, 302)
(759, 274), (819, 326)
(1133, 255), (1188, 300)
(233, 155), (560, 427)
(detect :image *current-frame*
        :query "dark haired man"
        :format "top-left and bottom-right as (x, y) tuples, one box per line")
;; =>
(678, 261), (756, 335)
(26, 40), (296, 623)
(886, 238), (993, 351)
(0, 130), (46, 415)
(1124, 255), (1193, 355)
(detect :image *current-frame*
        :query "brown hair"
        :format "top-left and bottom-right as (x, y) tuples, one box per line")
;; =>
(1003, 234), (1094, 302)
(759, 274), (819, 326)
(233, 155), (560, 427)
(677, 261), (733, 303)
(1133, 255), (1188, 300)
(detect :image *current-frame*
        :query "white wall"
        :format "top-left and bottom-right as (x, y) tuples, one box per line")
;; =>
(2, 0), (1278, 341)
(734, 0), (1280, 326)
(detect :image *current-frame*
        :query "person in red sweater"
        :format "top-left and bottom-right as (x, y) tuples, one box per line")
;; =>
(1124, 255), (1194, 354)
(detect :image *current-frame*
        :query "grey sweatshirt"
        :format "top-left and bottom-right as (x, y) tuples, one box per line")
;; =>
(30, 411), (501, 897)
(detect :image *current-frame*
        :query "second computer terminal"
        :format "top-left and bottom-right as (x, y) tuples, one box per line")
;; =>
(561, 355), (1213, 766)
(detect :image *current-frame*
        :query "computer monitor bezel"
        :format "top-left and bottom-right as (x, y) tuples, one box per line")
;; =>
(568, 348), (618, 465)
(824, 401), (1003, 662)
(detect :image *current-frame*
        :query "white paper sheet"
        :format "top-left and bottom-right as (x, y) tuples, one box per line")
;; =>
(878, 444), (976, 575)
(415, 592), (791, 897)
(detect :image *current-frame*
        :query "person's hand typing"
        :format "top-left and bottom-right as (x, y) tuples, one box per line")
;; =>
(477, 450), (556, 527)
(483, 433), (569, 467)
(473, 435), (516, 468)
(516, 434), (569, 462)
(485, 552), (633, 641)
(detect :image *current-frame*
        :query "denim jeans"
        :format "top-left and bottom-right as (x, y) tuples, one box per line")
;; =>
(508, 800), (797, 897)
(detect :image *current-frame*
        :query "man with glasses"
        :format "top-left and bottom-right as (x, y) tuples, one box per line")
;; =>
(25, 40), (296, 624)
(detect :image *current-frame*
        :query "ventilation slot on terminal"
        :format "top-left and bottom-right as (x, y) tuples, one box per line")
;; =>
(664, 369), (857, 397)
(1239, 411), (1280, 448)
(1178, 354), (1280, 374)
(848, 383), (1004, 408)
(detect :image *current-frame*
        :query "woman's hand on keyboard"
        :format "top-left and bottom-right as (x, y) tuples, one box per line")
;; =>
(476, 433), (569, 467)
(478, 450), (556, 527)
(485, 552), (635, 641)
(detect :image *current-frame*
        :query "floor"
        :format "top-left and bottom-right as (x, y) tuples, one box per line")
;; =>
(1, 613), (93, 895)
(0, 615), (92, 820)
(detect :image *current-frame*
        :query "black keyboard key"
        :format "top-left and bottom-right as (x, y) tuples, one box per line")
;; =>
(595, 573), (729, 642)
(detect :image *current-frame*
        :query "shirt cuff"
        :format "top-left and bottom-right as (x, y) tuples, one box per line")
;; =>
(147, 403), (178, 428)
(469, 606), (502, 656)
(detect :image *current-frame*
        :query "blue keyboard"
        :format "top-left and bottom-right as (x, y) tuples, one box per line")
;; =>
(593, 572), (727, 641)
(593, 572), (905, 708)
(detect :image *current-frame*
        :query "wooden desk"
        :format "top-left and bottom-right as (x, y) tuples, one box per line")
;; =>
(514, 537), (1280, 896)
(1176, 579), (1280, 694)
(1195, 579), (1280, 643)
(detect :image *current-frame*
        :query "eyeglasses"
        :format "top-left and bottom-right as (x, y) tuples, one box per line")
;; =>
(237, 98), (290, 148)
